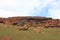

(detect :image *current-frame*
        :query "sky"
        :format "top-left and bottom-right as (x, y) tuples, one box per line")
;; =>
(0, 0), (60, 19)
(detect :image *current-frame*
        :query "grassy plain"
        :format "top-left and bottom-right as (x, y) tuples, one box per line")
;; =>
(0, 23), (60, 40)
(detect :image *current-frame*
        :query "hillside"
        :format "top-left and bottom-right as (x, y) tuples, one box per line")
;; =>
(0, 16), (60, 29)
(0, 22), (60, 40)
(0, 16), (60, 40)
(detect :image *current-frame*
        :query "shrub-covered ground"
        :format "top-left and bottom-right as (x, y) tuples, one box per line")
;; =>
(0, 23), (60, 40)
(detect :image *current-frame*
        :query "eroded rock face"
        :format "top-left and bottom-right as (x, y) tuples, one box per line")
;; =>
(0, 18), (5, 23)
(0, 16), (60, 28)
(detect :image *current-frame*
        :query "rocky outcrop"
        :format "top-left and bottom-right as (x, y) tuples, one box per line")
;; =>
(0, 16), (60, 28)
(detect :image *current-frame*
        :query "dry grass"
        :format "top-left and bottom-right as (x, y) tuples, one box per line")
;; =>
(0, 23), (60, 40)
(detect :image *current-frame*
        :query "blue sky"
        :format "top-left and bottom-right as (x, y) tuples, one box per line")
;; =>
(0, 0), (60, 19)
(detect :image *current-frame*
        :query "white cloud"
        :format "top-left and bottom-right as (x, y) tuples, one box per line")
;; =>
(0, 9), (16, 17)
(48, 0), (60, 19)
(16, 0), (41, 15)
(0, 0), (16, 9)
(48, 9), (60, 19)
(0, 0), (41, 17)
(0, 0), (60, 19)
(0, 0), (17, 17)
